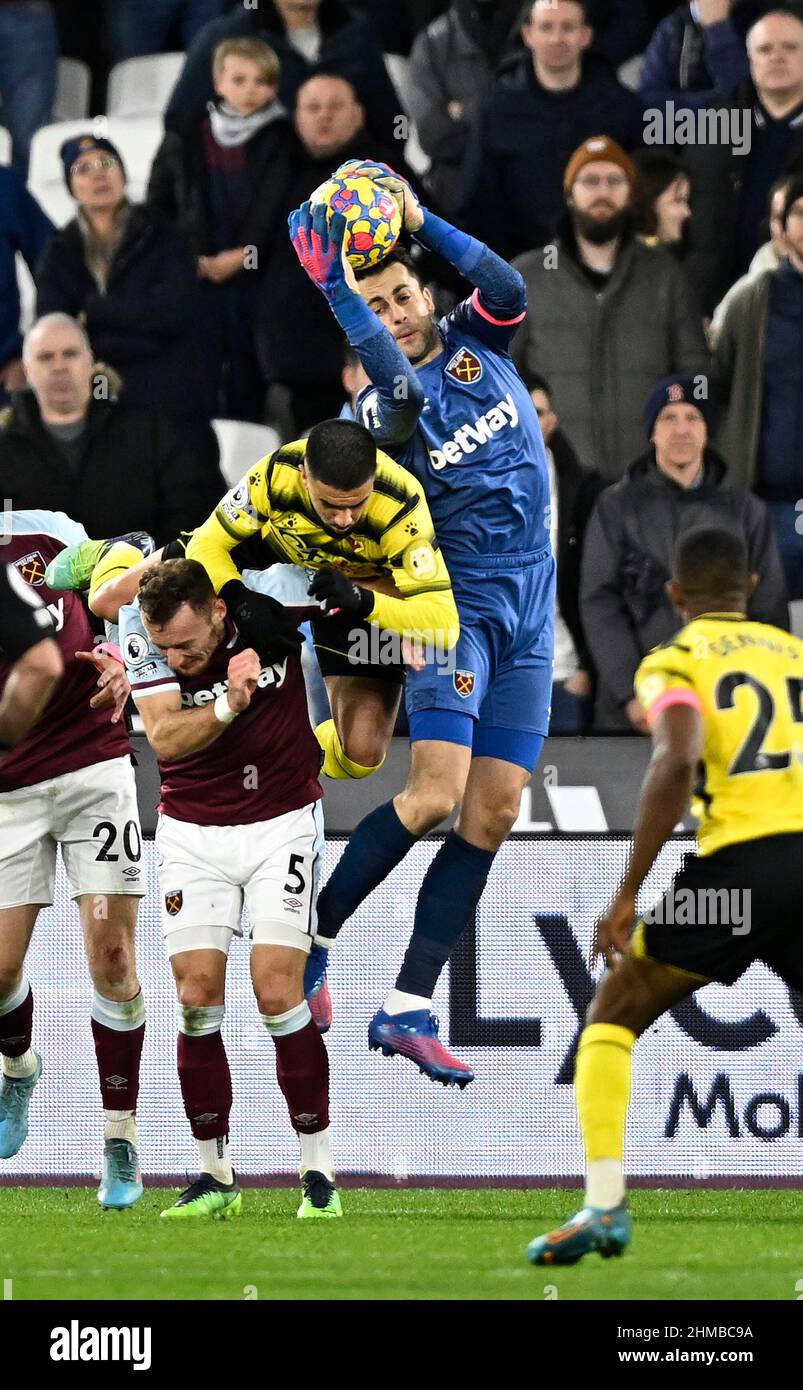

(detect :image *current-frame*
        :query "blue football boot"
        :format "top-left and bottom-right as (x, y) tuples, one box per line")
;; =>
(0, 1053), (42, 1158)
(527, 1202), (631, 1266)
(304, 943), (332, 1033)
(368, 1008), (474, 1087)
(98, 1138), (144, 1209)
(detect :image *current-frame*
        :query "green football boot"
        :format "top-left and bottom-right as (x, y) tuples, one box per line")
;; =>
(160, 1172), (242, 1220)
(44, 532), (155, 592)
(297, 1170), (343, 1219)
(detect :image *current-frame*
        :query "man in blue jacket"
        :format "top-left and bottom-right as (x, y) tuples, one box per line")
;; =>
(0, 167), (53, 408)
(640, 1), (786, 110)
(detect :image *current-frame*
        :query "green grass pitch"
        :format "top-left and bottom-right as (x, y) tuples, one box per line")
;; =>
(0, 1188), (799, 1301)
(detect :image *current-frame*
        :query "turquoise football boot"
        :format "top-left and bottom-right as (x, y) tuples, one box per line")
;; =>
(0, 1053), (42, 1159)
(98, 1138), (144, 1209)
(527, 1202), (631, 1266)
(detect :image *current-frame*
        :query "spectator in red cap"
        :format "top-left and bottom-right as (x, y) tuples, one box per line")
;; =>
(580, 373), (788, 731)
(458, 0), (644, 259)
(35, 134), (221, 487)
(512, 136), (709, 479)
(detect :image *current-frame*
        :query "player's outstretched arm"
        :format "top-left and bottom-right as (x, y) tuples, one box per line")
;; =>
(339, 160), (527, 347)
(289, 201), (424, 446)
(593, 702), (703, 967)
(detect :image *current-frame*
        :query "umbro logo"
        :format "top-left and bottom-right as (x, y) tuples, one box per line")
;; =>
(105, 1075), (128, 1089)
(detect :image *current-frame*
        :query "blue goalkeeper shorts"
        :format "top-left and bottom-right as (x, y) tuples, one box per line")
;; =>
(404, 544), (555, 770)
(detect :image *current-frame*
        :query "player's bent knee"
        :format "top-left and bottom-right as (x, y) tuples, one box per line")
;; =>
(256, 983), (304, 1018)
(177, 979), (224, 1010)
(404, 782), (461, 828)
(586, 961), (663, 1036)
(0, 968), (25, 1002)
(89, 942), (136, 993)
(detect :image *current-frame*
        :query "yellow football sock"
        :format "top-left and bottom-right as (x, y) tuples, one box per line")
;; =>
(575, 1022), (635, 1164)
(88, 542), (143, 607)
(314, 719), (385, 780)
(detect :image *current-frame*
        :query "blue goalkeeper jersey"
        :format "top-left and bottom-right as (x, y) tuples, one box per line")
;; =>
(357, 291), (550, 568)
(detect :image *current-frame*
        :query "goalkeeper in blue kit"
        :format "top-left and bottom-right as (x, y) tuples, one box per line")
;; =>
(290, 163), (554, 1086)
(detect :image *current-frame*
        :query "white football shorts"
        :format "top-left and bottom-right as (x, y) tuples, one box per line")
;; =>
(0, 756), (146, 907)
(155, 800), (324, 957)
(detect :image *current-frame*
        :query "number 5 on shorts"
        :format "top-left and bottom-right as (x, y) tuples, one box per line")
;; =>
(284, 853), (306, 895)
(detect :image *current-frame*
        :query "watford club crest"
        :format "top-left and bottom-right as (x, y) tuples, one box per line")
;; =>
(445, 347), (483, 386)
(165, 890), (183, 917)
(14, 551), (46, 586)
(453, 669), (475, 698)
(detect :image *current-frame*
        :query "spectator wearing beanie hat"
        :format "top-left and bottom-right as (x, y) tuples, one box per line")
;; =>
(512, 135), (709, 480)
(580, 372), (788, 731)
(458, 0), (644, 260)
(35, 132), (223, 489)
(715, 174), (803, 609)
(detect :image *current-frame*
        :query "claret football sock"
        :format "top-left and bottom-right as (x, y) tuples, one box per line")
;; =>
(575, 1022), (635, 1209)
(316, 800), (417, 941)
(315, 719), (385, 780)
(263, 1005), (330, 1139)
(395, 832), (495, 997)
(0, 979), (35, 1073)
(90, 989), (145, 1116)
(177, 1021), (233, 1143)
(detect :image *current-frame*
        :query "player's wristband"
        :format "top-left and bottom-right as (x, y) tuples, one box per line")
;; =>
(214, 693), (238, 724)
(94, 642), (124, 667)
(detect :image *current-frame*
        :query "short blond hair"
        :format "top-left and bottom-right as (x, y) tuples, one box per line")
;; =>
(213, 37), (281, 87)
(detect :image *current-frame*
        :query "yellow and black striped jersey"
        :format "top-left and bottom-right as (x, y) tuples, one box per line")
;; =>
(635, 613), (803, 855)
(185, 439), (459, 647)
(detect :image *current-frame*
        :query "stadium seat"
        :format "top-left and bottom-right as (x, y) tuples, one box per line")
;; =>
(0, 126), (11, 164)
(53, 57), (91, 121)
(107, 54), (184, 118)
(213, 419), (281, 487)
(27, 116), (164, 226)
(618, 54), (645, 93)
(15, 254), (36, 334)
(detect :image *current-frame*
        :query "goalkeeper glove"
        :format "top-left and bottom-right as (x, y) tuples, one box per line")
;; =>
(288, 201), (349, 298)
(220, 580), (304, 662)
(308, 567), (375, 619)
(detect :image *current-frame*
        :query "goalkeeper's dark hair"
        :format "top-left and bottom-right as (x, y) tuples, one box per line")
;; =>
(674, 527), (748, 598)
(354, 245), (424, 288)
(138, 559), (216, 626)
(305, 417), (377, 489)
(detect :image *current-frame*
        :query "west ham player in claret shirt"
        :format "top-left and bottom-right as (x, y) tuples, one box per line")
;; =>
(120, 558), (340, 1219)
(0, 511), (146, 1209)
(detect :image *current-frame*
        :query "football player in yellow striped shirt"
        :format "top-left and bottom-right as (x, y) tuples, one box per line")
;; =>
(47, 419), (458, 786)
(529, 525), (803, 1266)
(184, 420), (458, 780)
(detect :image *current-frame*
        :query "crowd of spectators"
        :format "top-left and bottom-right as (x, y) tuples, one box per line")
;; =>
(2, 0), (803, 735)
